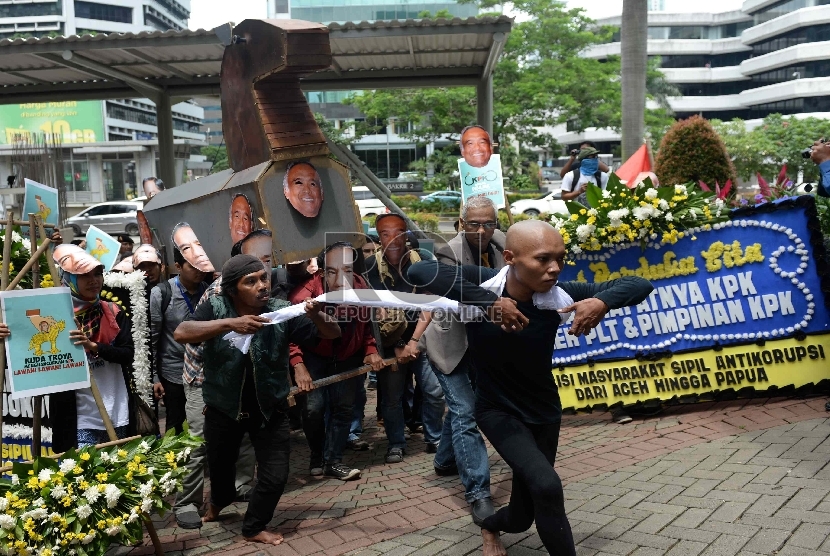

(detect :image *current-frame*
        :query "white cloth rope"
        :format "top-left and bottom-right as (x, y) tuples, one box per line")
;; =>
(223, 268), (575, 354)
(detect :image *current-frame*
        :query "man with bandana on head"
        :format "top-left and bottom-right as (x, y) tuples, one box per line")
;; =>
(174, 255), (341, 546)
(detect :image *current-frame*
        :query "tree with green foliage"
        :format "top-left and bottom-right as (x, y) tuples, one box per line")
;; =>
(654, 115), (736, 186)
(201, 145), (229, 173)
(347, 0), (621, 148)
(713, 114), (830, 183)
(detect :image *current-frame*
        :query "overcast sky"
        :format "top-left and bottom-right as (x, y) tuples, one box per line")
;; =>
(188, 0), (745, 31)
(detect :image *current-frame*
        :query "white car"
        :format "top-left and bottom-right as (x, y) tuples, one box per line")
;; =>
(66, 200), (144, 235)
(510, 191), (568, 217)
(352, 186), (389, 219)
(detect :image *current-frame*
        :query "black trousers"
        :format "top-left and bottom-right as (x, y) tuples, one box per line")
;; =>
(160, 376), (186, 435)
(477, 405), (575, 556)
(204, 406), (290, 538)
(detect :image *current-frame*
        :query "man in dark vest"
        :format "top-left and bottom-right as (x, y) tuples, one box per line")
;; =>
(174, 254), (341, 545)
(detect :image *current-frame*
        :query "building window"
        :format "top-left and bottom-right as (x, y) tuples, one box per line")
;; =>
(74, 1), (132, 23)
(754, 0), (830, 25)
(657, 52), (751, 68)
(173, 119), (201, 133)
(274, 0), (288, 13)
(675, 81), (751, 96)
(63, 159), (90, 192)
(106, 102), (157, 126)
(751, 24), (830, 56)
(751, 61), (830, 84)
(0, 2), (61, 18)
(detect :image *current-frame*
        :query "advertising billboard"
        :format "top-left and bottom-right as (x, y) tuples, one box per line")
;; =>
(0, 101), (105, 144)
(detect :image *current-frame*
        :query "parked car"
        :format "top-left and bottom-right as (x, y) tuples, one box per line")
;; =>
(66, 200), (143, 236)
(352, 186), (389, 219)
(510, 191), (568, 217)
(421, 190), (462, 210)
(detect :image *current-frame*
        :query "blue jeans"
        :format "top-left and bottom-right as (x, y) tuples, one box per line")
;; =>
(432, 358), (492, 504)
(378, 353), (407, 450)
(302, 352), (358, 464)
(349, 375), (367, 442)
(412, 352), (445, 445)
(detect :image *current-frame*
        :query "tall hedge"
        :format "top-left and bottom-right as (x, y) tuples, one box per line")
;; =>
(654, 115), (737, 186)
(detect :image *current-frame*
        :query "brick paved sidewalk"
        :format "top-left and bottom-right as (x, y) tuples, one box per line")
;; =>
(114, 394), (829, 556)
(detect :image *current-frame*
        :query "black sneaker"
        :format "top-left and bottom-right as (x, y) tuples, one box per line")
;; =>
(324, 463), (361, 481)
(347, 439), (370, 451)
(175, 509), (202, 529)
(611, 408), (633, 424)
(309, 455), (324, 477)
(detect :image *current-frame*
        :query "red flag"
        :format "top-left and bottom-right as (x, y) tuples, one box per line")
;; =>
(615, 144), (652, 187)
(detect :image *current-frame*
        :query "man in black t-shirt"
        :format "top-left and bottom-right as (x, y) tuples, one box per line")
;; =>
(174, 255), (341, 546)
(408, 221), (652, 556)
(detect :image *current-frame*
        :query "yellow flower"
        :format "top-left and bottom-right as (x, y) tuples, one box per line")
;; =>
(73, 466), (83, 475)
(80, 453), (90, 461)
(96, 473), (108, 482)
(570, 214), (578, 221)
(117, 449), (127, 459)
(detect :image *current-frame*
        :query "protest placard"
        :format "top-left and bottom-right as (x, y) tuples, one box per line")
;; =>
(85, 226), (121, 271)
(22, 179), (59, 231)
(458, 154), (506, 209)
(1, 288), (89, 399)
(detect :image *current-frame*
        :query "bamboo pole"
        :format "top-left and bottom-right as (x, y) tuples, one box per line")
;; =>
(5, 238), (51, 291)
(89, 373), (118, 442)
(503, 191), (515, 227)
(143, 516), (164, 556)
(286, 357), (397, 407)
(28, 214), (42, 459)
(35, 217), (60, 284)
(0, 210), (16, 452)
(28, 214), (39, 290)
(0, 219), (57, 228)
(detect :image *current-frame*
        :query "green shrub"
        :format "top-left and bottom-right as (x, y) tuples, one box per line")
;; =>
(411, 212), (440, 232)
(655, 115), (736, 186)
(391, 194), (420, 209)
(506, 174), (536, 190)
(497, 210), (533, 230)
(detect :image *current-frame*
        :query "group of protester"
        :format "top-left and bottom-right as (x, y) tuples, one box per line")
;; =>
(0, 152), (655, 554)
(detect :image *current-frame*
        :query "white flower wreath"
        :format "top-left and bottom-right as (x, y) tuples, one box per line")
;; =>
(104, 271), (152, 403)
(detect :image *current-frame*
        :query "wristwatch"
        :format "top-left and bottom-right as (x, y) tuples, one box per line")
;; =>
(395, 339), (408, 348)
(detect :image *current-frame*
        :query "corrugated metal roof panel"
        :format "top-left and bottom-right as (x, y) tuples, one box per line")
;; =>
(0, 18), (512, 101)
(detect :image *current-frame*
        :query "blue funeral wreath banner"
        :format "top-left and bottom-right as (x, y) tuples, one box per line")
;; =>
(550, 176), (830, 410)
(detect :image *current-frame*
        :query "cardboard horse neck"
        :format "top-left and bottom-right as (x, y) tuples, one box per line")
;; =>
(221, 19), (332, 171)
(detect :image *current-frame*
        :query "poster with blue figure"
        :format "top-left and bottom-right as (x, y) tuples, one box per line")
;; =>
(84, 225), (121, 271)
(458, 155), (505, 209)
(552, 199), (830, 367)
(1, 288), (89, 399)
(21, 179), (59, 232)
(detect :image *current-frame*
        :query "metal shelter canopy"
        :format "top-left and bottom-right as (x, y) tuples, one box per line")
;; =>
(0, 15), (511, 187)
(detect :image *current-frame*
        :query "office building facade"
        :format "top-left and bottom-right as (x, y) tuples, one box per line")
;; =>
(549, 0), (830, 158)
(0, 0), (205, 210)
